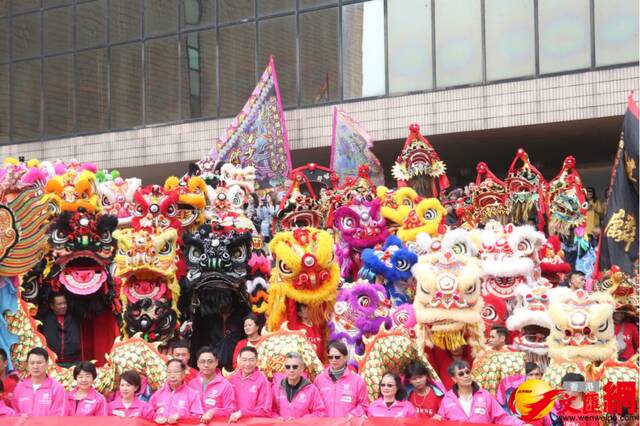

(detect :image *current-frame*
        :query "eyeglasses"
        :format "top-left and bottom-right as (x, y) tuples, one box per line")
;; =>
(284, 364), (300, 370)
(198, 359), (216, 365)
(327, 355), (342, 360)
(380, 383), (396, 388)
(456, 369), (471, 378)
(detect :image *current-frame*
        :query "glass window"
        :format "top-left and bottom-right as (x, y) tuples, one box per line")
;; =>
(181, 30), (216, 119)
(388, 0), (432, 93)
(0, 19), (8, 62)
(300, 0), (336, 9)
(595, 0), (639, 66)
(434, 0), (482, 87)
(182, 0), (215, 29)
(485, 0), (535, 81)
(44, 6), (73, 55)
(111, 0), (141, 43)
(76, 48), (108, 132)
(218, 0), (254, 24)
(539, 0), (591, 74)
(219, 23), (256, 115)
(11, 0), (40, 13)
(0, 65), (8, 143)
(111, 43), (143, 128)
(300, 8), (339, 104)
(144, 0), (178, 37)
(258, 16), (297, 107)
(145, 36), (179, 124)
(342, 0), (385, 99)
(77, 0), (107, 49)
(44, 54), (73, 137)
(258, 0), (295, 16)
(44, 0), (71, 7)
(11, 59), (41, 141)
(12, 13), (41, 61)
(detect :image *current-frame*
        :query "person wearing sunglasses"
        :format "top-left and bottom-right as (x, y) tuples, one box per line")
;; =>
(228, 346), (272, 422)
(150, 359), (203, 424)
(367, 372), (417, 418)
(437, 360), (526, 425)
(313, 341), (368, 418)
(188, 346), (236, 423)
(272, 352), (326, 419)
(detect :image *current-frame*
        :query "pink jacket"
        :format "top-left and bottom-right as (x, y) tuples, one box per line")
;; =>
(188, 372), (236, 417)
(438, 387), (523, 425)
(313, 367), (368, 417)
(108, 395), (154, 419)
(149, 382), (204, 419)
(367, 399), (417, 418)
(496, 374), (525, 407)
(0, 400), (15, 416)
(12, 376), (66, 416)
(228, 369), (271, 417)
(272, 378), (326, 418)
(64, 387), (107, 416)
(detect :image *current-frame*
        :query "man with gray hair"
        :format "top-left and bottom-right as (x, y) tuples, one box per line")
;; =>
(272, 351), (326, 419)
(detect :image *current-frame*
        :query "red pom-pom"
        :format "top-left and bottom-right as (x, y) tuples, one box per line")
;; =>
(409, 123), (420, 133)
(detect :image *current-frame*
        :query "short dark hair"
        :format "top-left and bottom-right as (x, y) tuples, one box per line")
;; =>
(170, 340), (190, 352)
(491, 326), (508, 339)
(570, 270), (586, 278)
(48, 292), (66, 305)
(73, 361), (97, 380)
(243, 313), (259, 326)
(27, 347), (49, 362)
(405, 361), (430, 379)
(525, 362), (540, 375)
(561, 372), (585, 386)
(448, 360), (471, 377)
(238, 346), (258, 357)
(196, 345), (218, 361)
(378, 372), (406, 401)
(327, 340), (348, 357)
(120, 370), (141, 392)
(0, 348), (8, 362)
(166, 358), (186, 371)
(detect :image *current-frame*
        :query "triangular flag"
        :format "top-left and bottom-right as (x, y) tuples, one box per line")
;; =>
(213, 56), (292, 190)
(330, 108), (385, 187)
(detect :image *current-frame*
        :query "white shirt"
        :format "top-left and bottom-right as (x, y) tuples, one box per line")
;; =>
(459, 395), (473, 417)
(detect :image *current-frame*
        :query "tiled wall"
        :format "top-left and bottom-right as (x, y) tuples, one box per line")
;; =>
(1, 65), (637, 169)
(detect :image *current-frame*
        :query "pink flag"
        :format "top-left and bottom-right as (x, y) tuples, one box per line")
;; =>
(330, 108), (385, 187)
(213, 56), (292, 190)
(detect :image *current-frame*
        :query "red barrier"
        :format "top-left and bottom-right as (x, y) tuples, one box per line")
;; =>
(0, 417), (497, 426)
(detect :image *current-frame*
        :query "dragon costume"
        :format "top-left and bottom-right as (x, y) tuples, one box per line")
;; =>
(546, 156), (588, 237)
(539, 235), (571, 286)
(505, 149), (546, 227)
(471, 162), (511, 225)
(96, 170), (141, 227)
(164, 175), (209, 233)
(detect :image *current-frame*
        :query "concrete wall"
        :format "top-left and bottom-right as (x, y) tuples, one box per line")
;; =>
(1, 65), (637, 169)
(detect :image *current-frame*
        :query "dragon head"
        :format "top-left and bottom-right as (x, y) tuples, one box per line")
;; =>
(505, 149), (545, 224)
(539, 235), (571, 286)
(471, 162), (510, 224)
(132, 185), (181, 232)
(44, 161), (100, 213)
(97, 173), (141, 227)
(334, 198), (388, 249)
(547, 156), (587, 237)
(593, 267), (639, 317)
(396, 198), (446, 242)
(164, 175), (208, 232)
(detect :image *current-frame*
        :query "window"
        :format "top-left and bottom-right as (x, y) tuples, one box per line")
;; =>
(0, 19), (8, 63)
(111, 0), (141, 43)
(300, 0), (336, 9)
(111, 43), (143, 128)
(258, 16), (297, 107)
(11, 59), (41, 141)
(539, 0), (591, 74)
(218, 0), (254, 24)
(388, 0), (432, 93)
(0, 65), (8, 143)
(300, 8), (339, 104)
(76, 49), (108, 132)
(44, 6), (73, 55)
(342, 0), (385, 99)
(219, 23), (256, 115)
(12, 0), (40, 14)
(144, 0), (178, 37)
(77, 0), (107, 50)
(12, 13), (41, 61)
(182, 0), (215, 30)
(145, 36), (179, 124)
(44, 55), (73, 137)
(181, 30), (216, 119)
(485, 0), (535, 81)
(258, 0), (295, 16)
(594, 0), (639, 66)
(435, 0), (482, 87)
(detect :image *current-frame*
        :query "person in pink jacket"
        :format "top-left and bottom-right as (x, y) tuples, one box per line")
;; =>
(149, 358), (204, 423)
(65, 361), (107, 416)
(272, 351), (326, 419)
(496, 362), (543, 407)
(367, 372), (417, 418)
(437, 360), (527, 425)
(313, 340), (368, 418)
(228, 346), (271, 422)
(188, 346), (236, 423)
(0, 381), (15, 416)
(12, 347), (66, 416)
(108, 370), (154, 419)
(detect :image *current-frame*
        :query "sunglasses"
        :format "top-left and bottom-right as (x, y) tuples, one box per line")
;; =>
(327, 355), (342, 360)
(456, 369), (471, 378)
(380, 383), (396, 388)
(284, 364), (300, 370)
